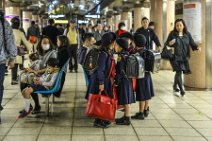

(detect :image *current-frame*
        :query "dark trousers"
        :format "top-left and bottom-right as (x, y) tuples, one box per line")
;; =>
(11, 64), (19, 81)
(67, 44), (78, 71)
(174, 71), (184, 91)
(19, 56), (24, 70)
(20, 82), (40, 109)
(0, 64), (6, 109)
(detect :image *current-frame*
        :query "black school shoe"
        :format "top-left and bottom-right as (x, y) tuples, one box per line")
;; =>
(115, 116), (131, 125)
(173, 85), (180, 92)
(144, 107), (150, 117)
(18, 108), (33, 118)
(32, 106), (41, 114)
(131, 112), (145, 120)
(19, 106), (33, 114)
(180, 91), (185, 97)
(93, 118), (109, 128)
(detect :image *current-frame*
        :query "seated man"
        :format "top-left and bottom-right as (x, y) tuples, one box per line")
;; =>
(18, 58), (59, 118)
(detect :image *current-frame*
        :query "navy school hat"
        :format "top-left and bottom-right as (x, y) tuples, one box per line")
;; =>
(133, 33), (147, 47)
(101, 32), (117, 46)
(116, 38), (128, 51)
(119, 32), (134, 41)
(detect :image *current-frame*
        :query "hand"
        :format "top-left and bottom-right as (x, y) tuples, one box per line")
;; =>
(169, 39), (176, 46)
(99, 84), (104, 91)
(8, 59), (15, 69)
(197, 47), (201, 52)
(156, 46), (161, 52)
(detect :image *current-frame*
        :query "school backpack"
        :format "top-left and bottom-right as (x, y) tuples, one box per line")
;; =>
(83, 48), (100, 74)
(144, 50), (161, 73)
(126, 54), (145, 79)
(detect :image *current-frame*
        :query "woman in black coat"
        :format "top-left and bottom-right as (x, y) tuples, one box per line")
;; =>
(165, 19), (200, 96)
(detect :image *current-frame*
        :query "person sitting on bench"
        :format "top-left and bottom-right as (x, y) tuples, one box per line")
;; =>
(18, 58), (59, 118)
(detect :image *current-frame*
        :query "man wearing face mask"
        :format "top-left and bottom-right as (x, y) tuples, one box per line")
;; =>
(64, 19), (79, 73)
(115, 22), (127, 36)
(135, 17), (161, 50)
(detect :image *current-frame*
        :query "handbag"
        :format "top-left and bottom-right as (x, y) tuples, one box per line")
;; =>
(85, 91), (117, 121)
(161, 46), (173, 60)
(18, 47), (26, 56)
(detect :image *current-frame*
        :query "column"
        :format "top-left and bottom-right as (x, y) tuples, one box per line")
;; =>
(121, 8), (131, 31)
(114, 14), (121, 31)
(134, 3), (150, 32)
(150, 0), (163, 45)
(106, 16), (112, 27)
(22, 11), (32, 32)
(184, 1), (206, 88)
(5, 6), (20, 23)
(32, 15), (38, 22)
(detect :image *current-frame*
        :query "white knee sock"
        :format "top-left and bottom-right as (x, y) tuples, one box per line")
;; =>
(24, 99), (31, 112)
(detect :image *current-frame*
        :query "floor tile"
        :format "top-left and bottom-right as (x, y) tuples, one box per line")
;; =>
(172, 136), (207, 141)
(104, 126), (136, 135)
(131, 120), (162, 128)
(105, 135), (139, 141)
(8, 128), (40, 135)
(0, 128), (10, 136)
(165, 128), (201, 136)
(196, 129), (212, 137)
(139, 136), (173, 141)
(37, 135), (71, 141)
(72, 135), (104, 141)
(40, 126), (71, 135)
(158, 120), (191, 128)
(135, 128), (168, 136)
(2, 135), (36, 141)
(72, 127), (103, 135)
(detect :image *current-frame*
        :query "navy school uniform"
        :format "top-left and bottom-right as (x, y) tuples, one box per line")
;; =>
(85, 51), (113, 99)
(135, 49), (155, 101)
(115, 51), (135, 105)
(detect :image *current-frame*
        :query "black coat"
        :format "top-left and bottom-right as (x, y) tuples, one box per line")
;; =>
(166, 31), (198, 73)
(42, 25), (59, 46)
(57, 46), (70, 68)
(135, 27), (161, 50)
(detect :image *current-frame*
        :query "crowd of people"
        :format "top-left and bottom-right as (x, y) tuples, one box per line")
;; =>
(0, 9), (200, 129)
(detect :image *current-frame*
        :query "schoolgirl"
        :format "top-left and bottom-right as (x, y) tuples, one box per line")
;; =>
(114, 38), (135, 125)
(132, 34), (155, 120)
(86, 32), (116, 128)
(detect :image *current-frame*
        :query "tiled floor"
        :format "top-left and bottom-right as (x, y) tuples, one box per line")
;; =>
(0, 68), (212, 141)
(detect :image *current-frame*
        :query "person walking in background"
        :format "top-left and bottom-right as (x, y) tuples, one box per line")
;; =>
(42, 19), (59, 46)
(136, 17), (161, 50)
(0, 10), (17, 111)
(11, 17), (32, 85)
(115, 22), (127, 36)
(93, 23), (105, 42)
(165, 19), (200, 96)
(64, 19), (79, 73)
(27, 21), (40, 40)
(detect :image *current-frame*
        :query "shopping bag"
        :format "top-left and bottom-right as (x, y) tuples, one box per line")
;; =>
(85, 91), (117, 121)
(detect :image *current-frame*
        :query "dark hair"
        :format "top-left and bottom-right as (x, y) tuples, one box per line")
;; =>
(46, 58), (59, 67)
(29, 53), (39, 61)
(48, 19), (54, 25)
(82, 33), (94, 43)
(11, 17), (20, 29)
(57, 35), (69, 47)
(142, 17), (149, 21)
(173, 19), (188, 34)
(36, 36), (54, 56)
(118, 22), (125, 30)
(31, 21), (35, 25)
(149, 21), (155, 27)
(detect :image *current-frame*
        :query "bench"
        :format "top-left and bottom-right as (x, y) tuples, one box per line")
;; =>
(34, 59), (69, 116)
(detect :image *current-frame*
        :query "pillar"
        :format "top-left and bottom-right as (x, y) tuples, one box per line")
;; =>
(150, 0), (163, 45)
(5, 6), (20, 23)
(121, 9), (132, 31)
(22, 11), (32, 33)
(134, 4), (150, 32)
(32, 15), (38, 22)
(106, 16), (112, 27)
(114, 14), (121, 31)
(184, 1), (206, 88)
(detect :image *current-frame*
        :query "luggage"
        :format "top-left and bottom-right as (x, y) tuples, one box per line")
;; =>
(83, 48), (100, 75)
(145, 50), (161, 73)
(126, 54), (145, 79)
(85, 91), (117, 121)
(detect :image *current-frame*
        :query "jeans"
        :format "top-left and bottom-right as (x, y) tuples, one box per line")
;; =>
(0, 64), (6, 110)
(67, 44), (78, 71)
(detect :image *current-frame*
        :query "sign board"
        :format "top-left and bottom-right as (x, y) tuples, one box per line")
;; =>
(183, 1), (202, 43)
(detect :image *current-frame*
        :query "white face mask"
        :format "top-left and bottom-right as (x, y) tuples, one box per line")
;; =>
(42, 44), (50, 51)
(121, 26), (126, 30)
